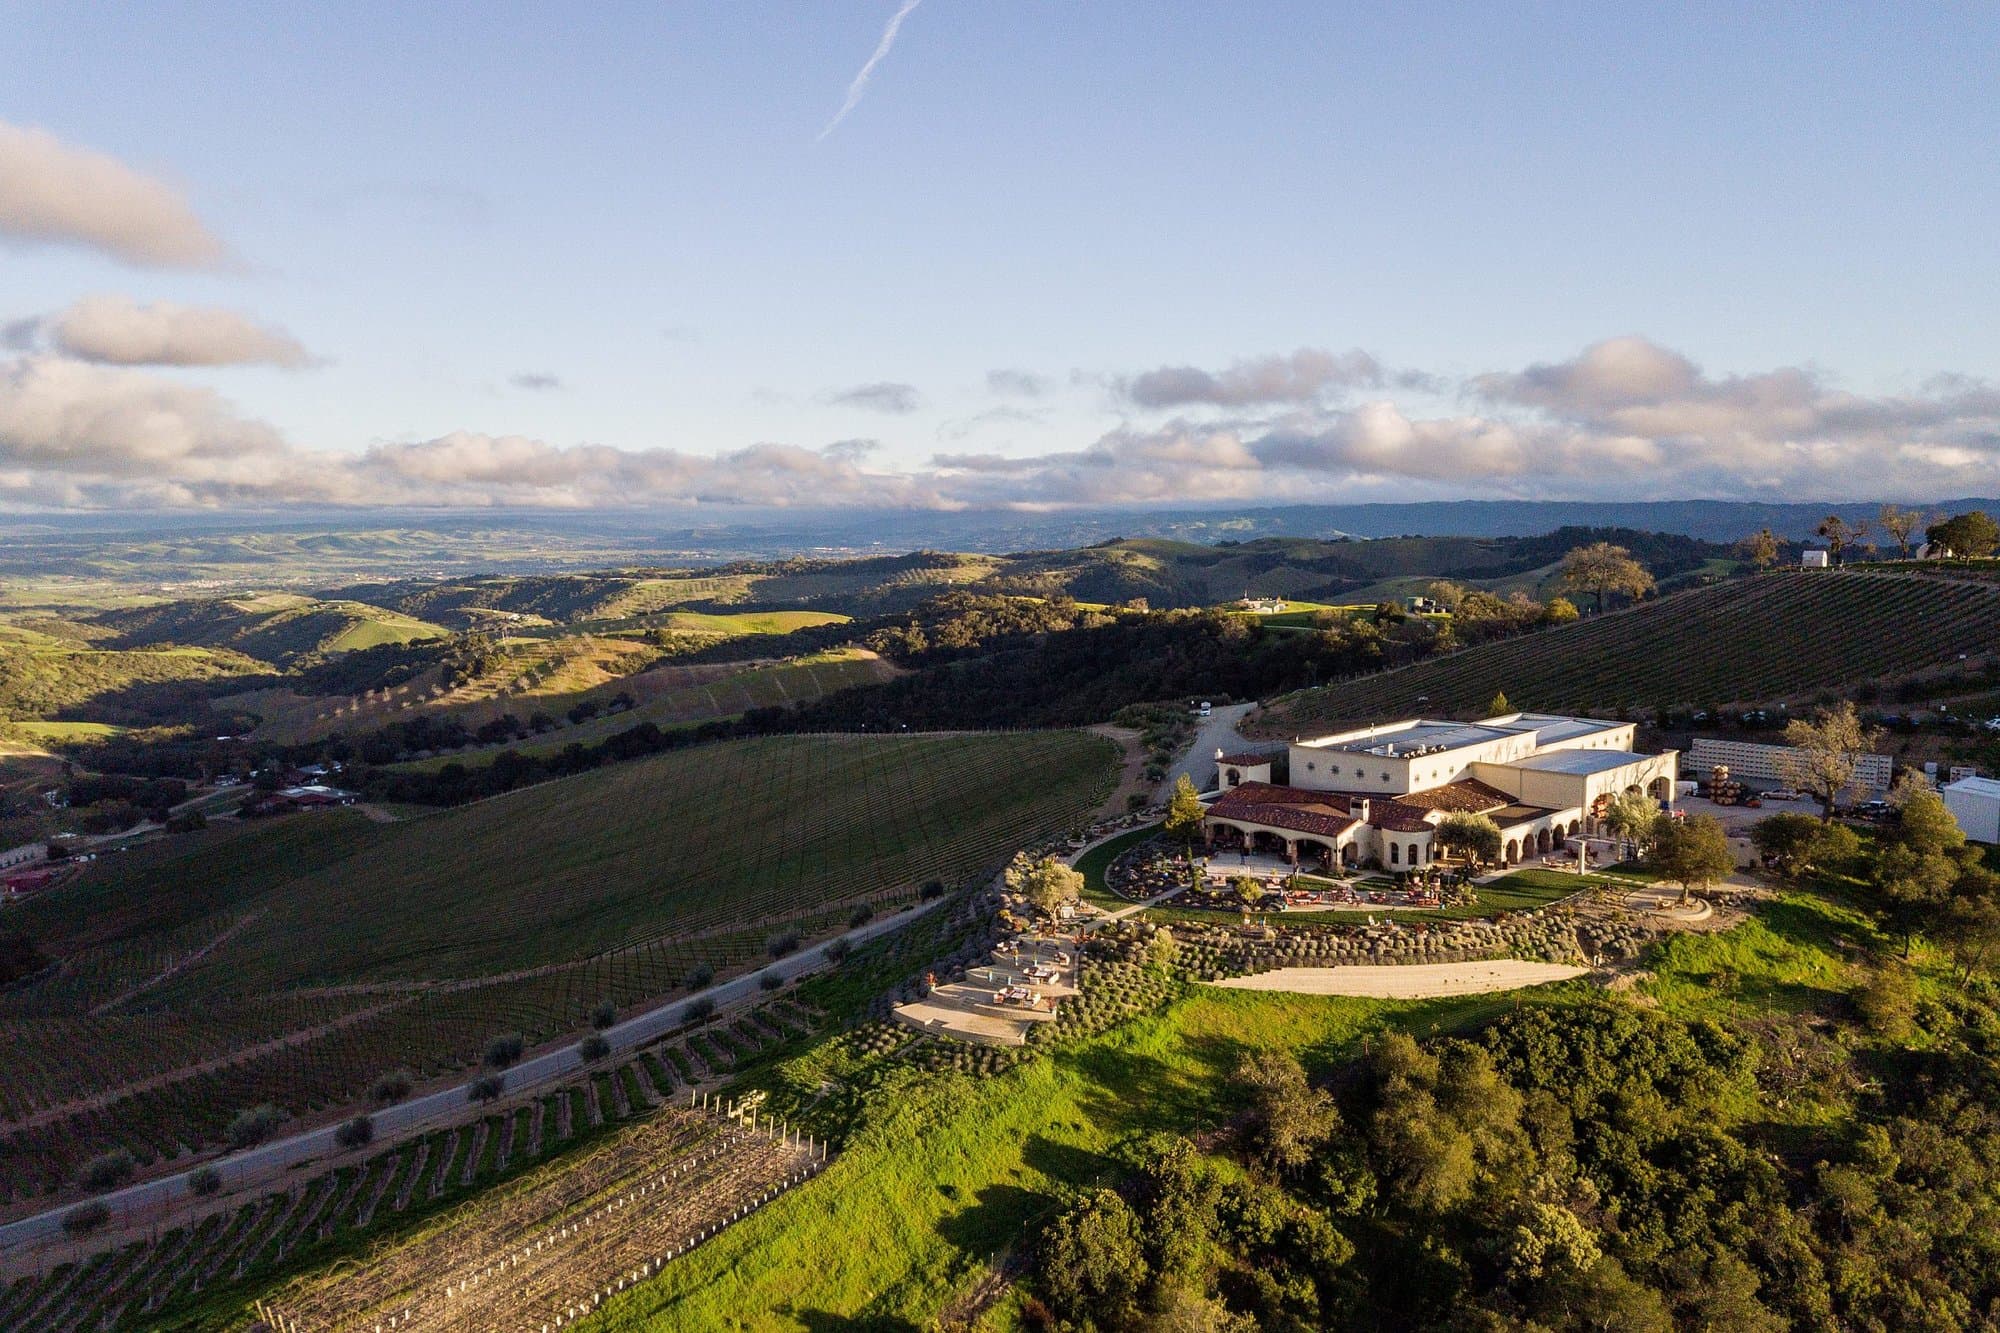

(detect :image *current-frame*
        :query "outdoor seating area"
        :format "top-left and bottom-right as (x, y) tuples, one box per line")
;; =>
(891, 931), (1080, 1047)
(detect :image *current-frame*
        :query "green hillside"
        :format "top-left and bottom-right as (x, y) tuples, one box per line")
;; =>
(94, 594), (449, 664)
(1256, 569), (2000, 731)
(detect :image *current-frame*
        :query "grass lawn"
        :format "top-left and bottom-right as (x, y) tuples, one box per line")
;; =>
(1071, 823), (1165, 905)
(581, 984), (1542, 1332)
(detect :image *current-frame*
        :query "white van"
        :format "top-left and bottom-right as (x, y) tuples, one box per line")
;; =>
(1196, 701), (1212, 718)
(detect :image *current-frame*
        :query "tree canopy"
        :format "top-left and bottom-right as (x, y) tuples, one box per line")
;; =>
(1164, 773), (1206, 843)
(1434, 811), (1503, 868)
(1652, 813), (1734, 905)
(1777, 701), (1878, 821)
(1927, 509), (2000, 558)
(1557, 542), (1656, 614)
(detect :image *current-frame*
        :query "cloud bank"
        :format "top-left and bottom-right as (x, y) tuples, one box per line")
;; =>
(7, 337), (2000, 512)
(0, 121), (228, 268)
(41, 295), (313, 367)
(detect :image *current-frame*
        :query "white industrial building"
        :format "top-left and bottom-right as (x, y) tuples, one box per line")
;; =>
(1942, 776), (2000, 844)
(1206, 711), (1678, 870)
(1686, 737), (1893, 799)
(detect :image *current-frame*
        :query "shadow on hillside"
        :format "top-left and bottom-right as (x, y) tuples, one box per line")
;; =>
(1066, 1033), (1246, 1134)
(792, 1311), (923, 1332)
(933, 1135), (1117, 1260)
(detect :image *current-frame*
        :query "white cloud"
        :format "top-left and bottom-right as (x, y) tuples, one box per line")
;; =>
(0, 121), (228, 268)
(45, 295), (313, 368)
(508, 371), (564, 392)
(10, 337), (2000, 512)
(1118, 348), (1388, 408)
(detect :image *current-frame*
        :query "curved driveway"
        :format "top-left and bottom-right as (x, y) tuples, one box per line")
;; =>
(1159, 702), (1262, 798)
(0, 897), (942, 1252)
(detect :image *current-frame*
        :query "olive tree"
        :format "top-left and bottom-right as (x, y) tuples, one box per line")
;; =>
(1434, 811), (1503, 869)
(1652, 814), (1735, 906)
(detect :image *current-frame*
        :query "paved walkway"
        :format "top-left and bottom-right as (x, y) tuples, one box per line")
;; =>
(0, 897), (944, 1253)
(1213, 960), (1588, 998)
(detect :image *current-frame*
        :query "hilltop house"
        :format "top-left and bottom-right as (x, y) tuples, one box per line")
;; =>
(1205, 712), (1678, 871)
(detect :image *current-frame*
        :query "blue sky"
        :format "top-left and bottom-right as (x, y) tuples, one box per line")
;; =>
(3, 2), (1998, 510)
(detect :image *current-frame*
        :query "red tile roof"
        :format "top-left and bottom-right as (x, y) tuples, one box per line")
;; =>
(1206, 782), (1358, 839)
(1216, 751), (1274, 768)
(1395, 778), (1514, 814)
(1368, 800), (1436, 832)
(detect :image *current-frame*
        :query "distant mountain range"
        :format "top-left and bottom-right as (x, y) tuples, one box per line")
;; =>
(3, 497), (1993, 567)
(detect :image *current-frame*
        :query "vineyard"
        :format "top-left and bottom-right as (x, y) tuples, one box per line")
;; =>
(260, 1106), (815, 1332)
(0, 1001), (820, 1332)
(0, 731), (1116, 1206)
(1256, 570), (2000, 732)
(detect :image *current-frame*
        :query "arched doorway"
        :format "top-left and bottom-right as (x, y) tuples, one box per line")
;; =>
(1505, 838), (1520, 864)
(1250, 830), (1289, 857)
(1567, 819), (1581, 837)
(1341, 843), (1360, 867)
(1223, 767), (1242, 787)
(1296, 838), (1332, 870)
(1536, 828), (1551, 854)
(1648, 775), (1672, 801)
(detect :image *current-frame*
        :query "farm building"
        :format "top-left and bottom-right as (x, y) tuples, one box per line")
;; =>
(1801, 549), (1831, 568)
(1204, 711), (1677, 871)
(1943, 776), (2000, 844)
(1685, 737), (1892, 799)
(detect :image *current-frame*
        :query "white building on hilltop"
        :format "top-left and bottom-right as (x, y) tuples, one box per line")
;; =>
(1206, 712), (1677, 872)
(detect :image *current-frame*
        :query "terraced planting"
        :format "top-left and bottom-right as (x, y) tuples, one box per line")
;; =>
(263, 1109), (816, 1333)
(0, 731), (1115, 1206)
(0, 995), (821, 1330)
(1257, 570), (2000, 731)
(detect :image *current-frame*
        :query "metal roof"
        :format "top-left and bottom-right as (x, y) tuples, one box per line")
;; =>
(1508, 749), (1650, 776)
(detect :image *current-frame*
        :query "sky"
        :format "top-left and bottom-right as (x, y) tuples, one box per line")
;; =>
(2, 1), (1999, 513)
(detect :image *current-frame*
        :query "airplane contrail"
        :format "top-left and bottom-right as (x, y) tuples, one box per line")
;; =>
(817, 0), (926, 142)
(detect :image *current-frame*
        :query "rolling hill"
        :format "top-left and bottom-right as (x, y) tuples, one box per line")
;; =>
(93, 594), (449, 665)
(1251, 569), (2000, 732)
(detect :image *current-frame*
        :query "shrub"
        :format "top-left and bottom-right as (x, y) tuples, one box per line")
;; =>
(682, 997), (716, 1025)
(371, 1070), (414, 1103)
(334, 1115), (374, 1149)
(685, 964), (715, 990)
(468, 1074), (504, 1104)
(849, 903), (875, 928)
(188, 1165), (223, 1197)
(484, 1033), (526, 1069)
(62, 1201), (111, 1235)
(767, 932), (800, 959)
(759, 972), (785, 991)
(590, 1001), (617, 1030)
(825, 938), (853, 962)
(921, 879), (949, 900)
(80, 1149), (136, 1191)
(579, 1034), (611, 1062)
(226, 1104), (288, 1151)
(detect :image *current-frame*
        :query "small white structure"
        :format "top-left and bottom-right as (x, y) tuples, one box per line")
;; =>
(1942, 776), (2000, 844)
(1801, 548), (1831, 568)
